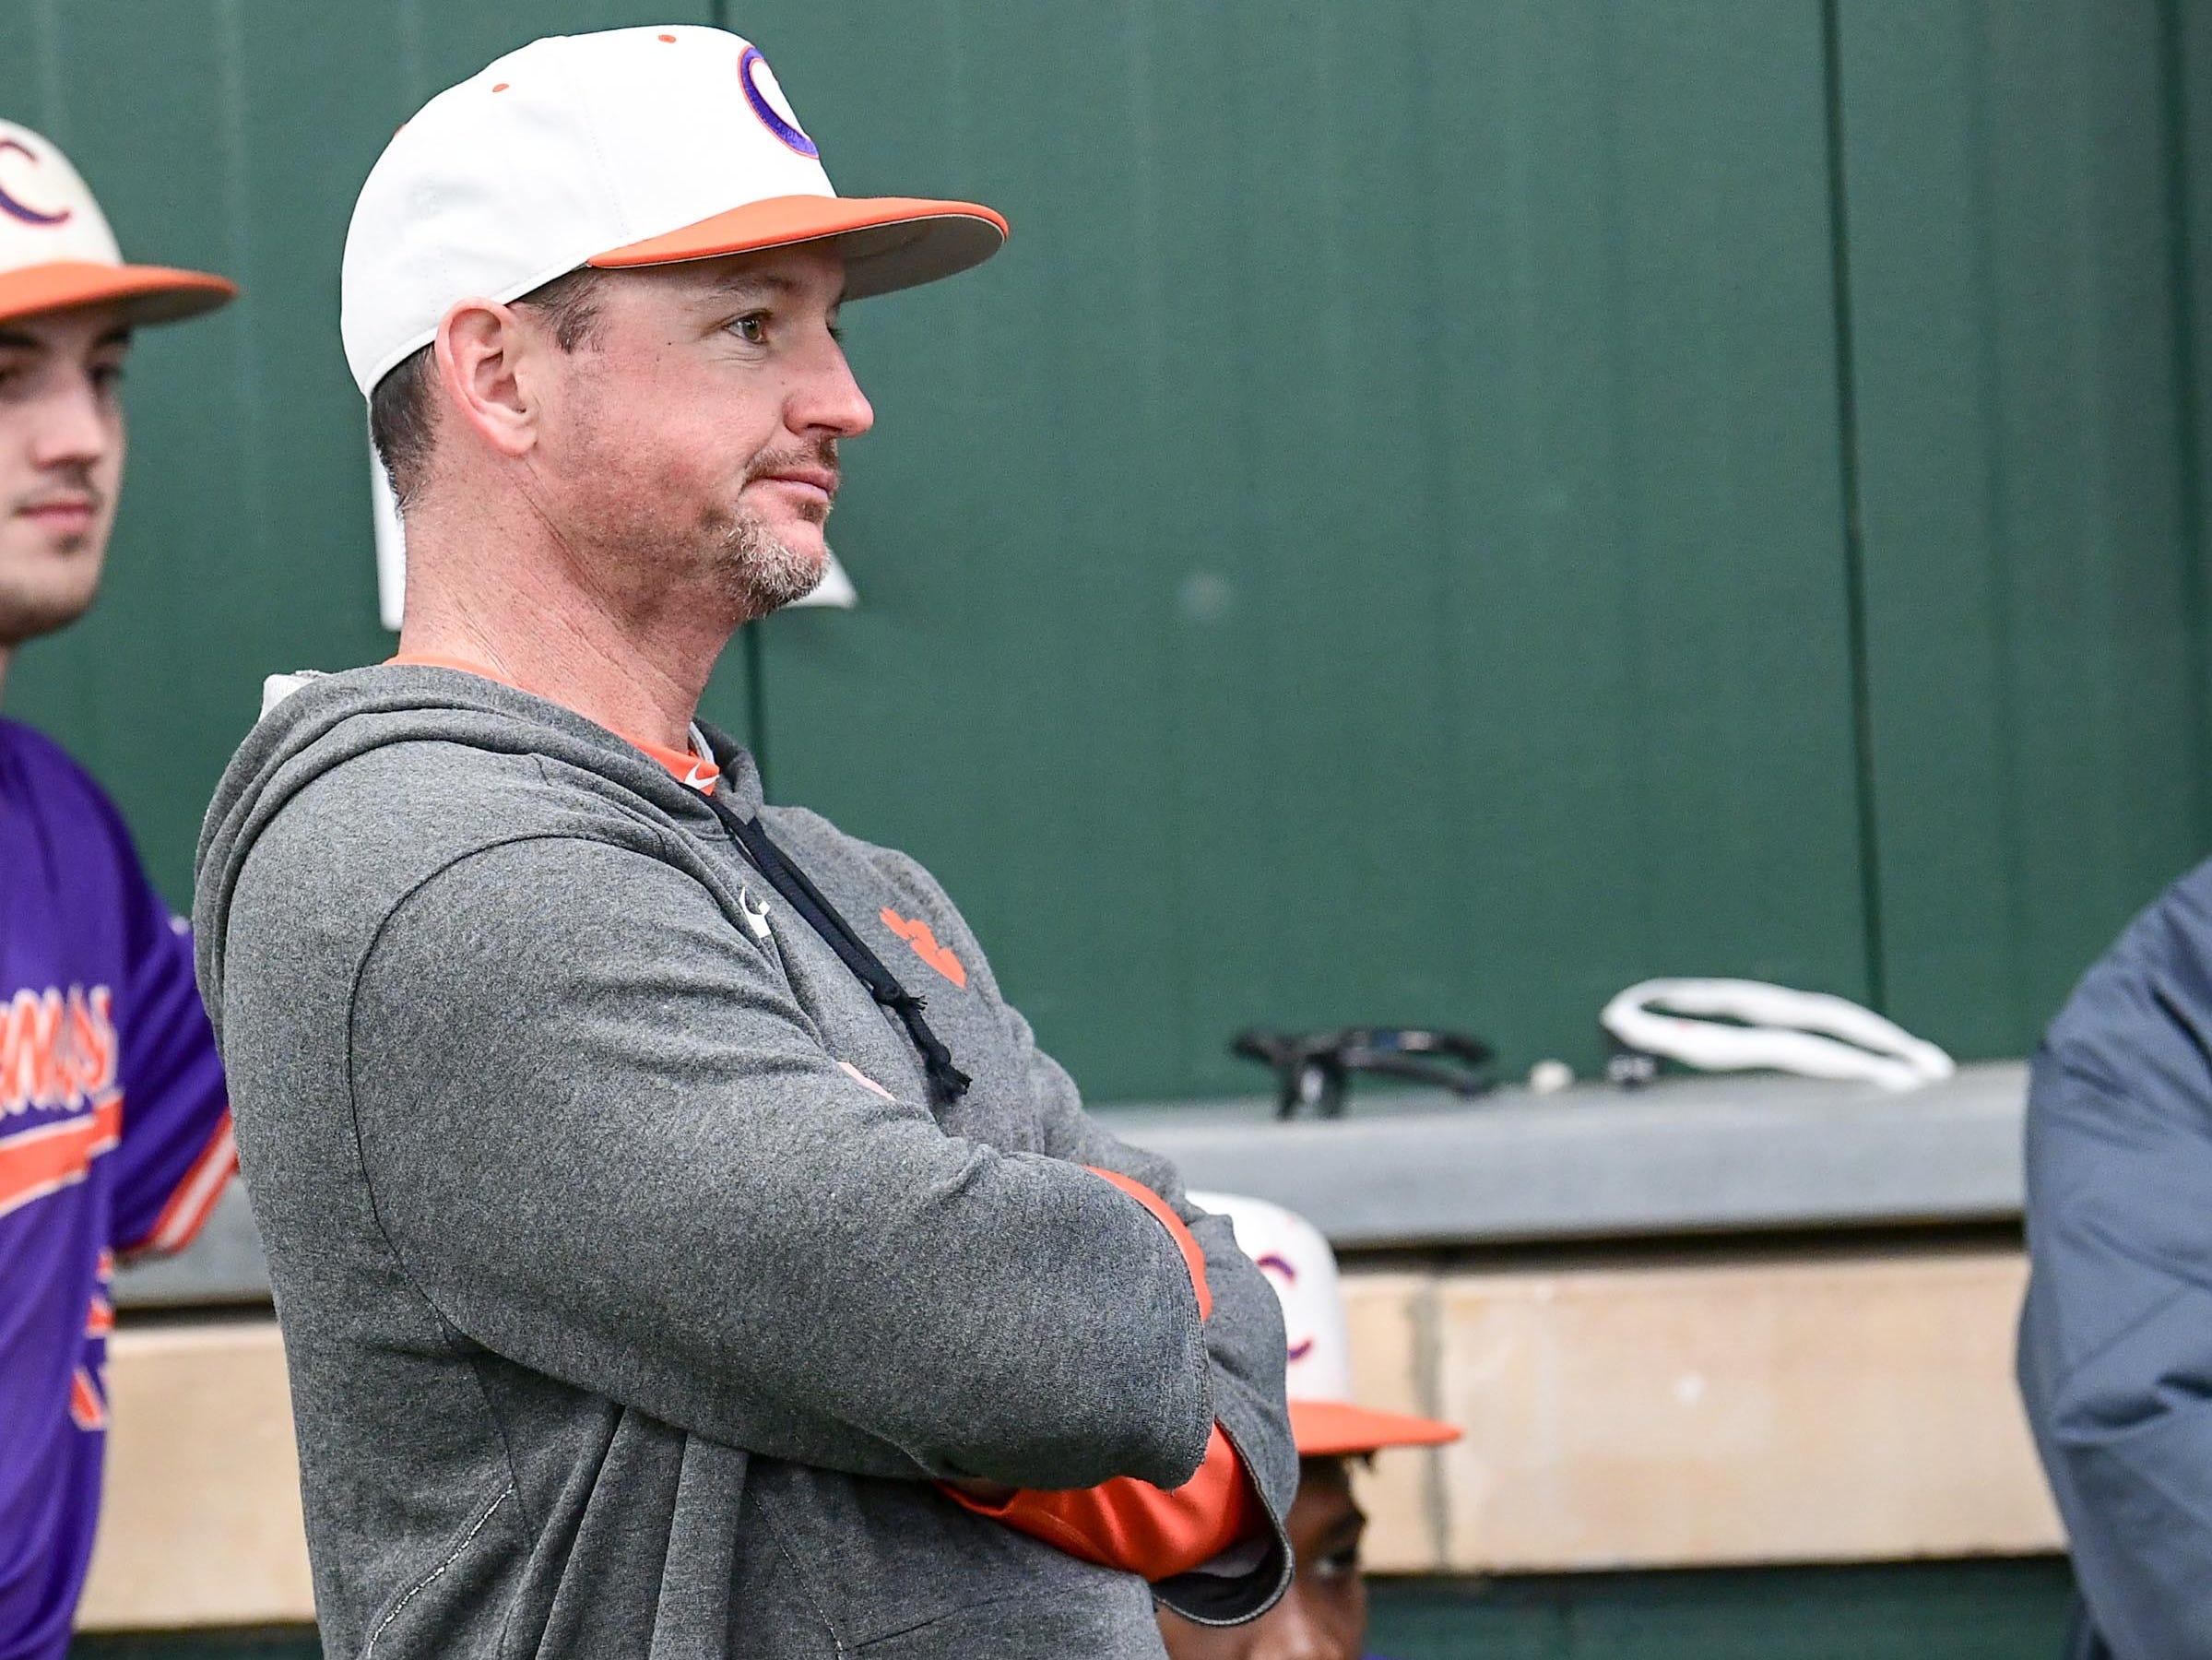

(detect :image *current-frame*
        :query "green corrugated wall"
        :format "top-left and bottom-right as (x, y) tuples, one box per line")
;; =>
(4, 0), (2206, 1102)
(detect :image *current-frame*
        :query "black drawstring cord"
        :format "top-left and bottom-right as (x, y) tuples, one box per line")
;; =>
(702, 789), (973, 1109)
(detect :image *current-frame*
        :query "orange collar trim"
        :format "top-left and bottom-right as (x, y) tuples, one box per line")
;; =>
(384, 652), (718, 795)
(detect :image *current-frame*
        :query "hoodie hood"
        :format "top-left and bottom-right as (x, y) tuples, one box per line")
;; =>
(192, 663), (762, 1043)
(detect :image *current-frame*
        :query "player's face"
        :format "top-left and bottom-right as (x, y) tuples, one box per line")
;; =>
(1157, 1457), (1368, 1660)
(0, 305), (128, 648)
(534, 243), (872, 630)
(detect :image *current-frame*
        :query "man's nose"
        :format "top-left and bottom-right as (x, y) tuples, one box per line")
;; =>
(1244, 1595), (1342, 1660)
(30, 371), (112, 468)
(787, 338), (874, 440)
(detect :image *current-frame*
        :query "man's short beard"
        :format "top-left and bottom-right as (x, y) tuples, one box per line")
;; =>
(711, 505), (828, 622)
(548, 398), (838, 629)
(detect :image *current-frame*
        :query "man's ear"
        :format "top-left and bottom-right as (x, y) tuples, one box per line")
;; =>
(433, 298), (538, 461)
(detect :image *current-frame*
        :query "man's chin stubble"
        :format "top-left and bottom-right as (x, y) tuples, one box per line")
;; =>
(715, 508), (831, 622)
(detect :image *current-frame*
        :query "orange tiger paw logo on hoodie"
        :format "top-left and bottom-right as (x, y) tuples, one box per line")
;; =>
(880, 908), (966, 989)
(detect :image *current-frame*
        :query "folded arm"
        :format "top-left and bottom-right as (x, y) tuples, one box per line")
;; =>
(348, 836), (1214, 1493)
(862, 846), (1297, 1621)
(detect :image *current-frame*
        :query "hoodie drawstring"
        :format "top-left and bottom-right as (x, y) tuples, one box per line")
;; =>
(703, 791), (973, 1111)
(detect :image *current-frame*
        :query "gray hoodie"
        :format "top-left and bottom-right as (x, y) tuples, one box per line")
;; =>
(193, 665), (1294, 1659)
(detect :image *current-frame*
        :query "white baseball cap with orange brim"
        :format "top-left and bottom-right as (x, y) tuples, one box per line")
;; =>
(341, 24), (1009, 397)
(0, 121), (235, 328)
(1189, 1191), (1461, 1458)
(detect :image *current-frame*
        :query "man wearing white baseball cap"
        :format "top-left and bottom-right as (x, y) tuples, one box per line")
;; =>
(195, 26), (1295, 1659)
(1162, 1195), (1461, 1660)
(0, 123), (237, 1659)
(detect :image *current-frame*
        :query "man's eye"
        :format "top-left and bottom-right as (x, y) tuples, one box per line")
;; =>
(91, 365), (125, 391)
(730, 315), (767, 344)
(1313, 1545), (1361, 1581)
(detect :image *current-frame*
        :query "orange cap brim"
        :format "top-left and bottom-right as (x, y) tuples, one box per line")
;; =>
(0, 261), (235, 329)
(1289, 1399), (1462, 1459)
(590, 194), (1008, 300)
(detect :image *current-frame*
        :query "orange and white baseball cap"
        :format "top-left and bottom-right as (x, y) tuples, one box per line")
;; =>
(1189, 1190), (1461, 1459)
(341, 24), (1008, 397)
(0, 122), (235, 328)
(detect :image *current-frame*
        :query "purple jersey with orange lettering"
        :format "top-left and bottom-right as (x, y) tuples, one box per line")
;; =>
(0, 717), (233, 1660)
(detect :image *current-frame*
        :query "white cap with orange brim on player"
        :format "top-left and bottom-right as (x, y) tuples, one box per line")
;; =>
(340, 24), (1008, 398)
(1189, 1190), (1461, 1458)
(0, 121), (235, 328)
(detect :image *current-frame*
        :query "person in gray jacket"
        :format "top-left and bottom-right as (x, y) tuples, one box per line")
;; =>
(193, 26), (1295, 1660)
(2019, 857), (2212, 1660)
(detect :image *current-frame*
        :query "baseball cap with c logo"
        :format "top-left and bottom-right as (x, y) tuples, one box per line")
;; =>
(1188, 1190), (1461, 1459)
(339, 25), (1009, 397)
(0, 120), (235, 328)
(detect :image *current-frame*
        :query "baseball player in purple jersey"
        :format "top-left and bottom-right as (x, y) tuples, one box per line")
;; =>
(0, 122), (238, 1659)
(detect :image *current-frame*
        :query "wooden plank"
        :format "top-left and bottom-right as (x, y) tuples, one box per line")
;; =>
(77, 1322), (313, 1630)
(1424, 1250), (2063, 1571)
(77, 1250), (2065, 1630)
(1341, 1272), (1444, 1573)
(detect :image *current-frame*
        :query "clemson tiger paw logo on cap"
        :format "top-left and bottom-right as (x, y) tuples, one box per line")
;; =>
(0, 138), (72, 227)
(0, 120), (234, 328)
(739, 46), (817, 159)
